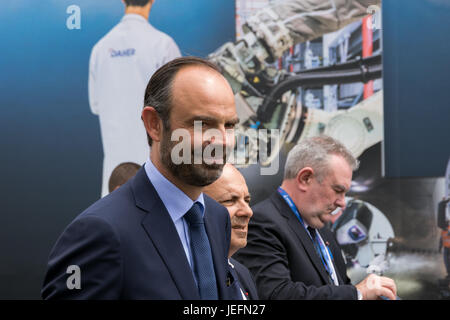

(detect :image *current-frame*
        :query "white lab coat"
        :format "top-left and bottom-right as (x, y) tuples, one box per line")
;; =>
(89, 14), (181, 197)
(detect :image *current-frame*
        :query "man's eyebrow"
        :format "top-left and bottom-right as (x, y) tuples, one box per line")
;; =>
(186, 116), (240, 125)
(216, 191), (232, 199)
(333, 184), (347, 192)
(227, 117), (240, 125)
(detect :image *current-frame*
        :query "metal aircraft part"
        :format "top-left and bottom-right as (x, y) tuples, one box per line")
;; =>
(225, 55), (383, 168)
(331, 197), (394, 268)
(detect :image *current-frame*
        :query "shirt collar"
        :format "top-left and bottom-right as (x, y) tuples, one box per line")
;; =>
(144, 158), (205, 223)
(121, 13), (149, 24)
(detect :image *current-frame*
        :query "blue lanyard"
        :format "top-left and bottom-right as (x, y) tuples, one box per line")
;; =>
(277, 187), (335, 281)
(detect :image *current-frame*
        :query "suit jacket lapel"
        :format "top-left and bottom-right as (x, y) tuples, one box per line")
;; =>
(132, 168), (200, 299)
(271, 192), (332, 285)
(204, 200), (229, 299)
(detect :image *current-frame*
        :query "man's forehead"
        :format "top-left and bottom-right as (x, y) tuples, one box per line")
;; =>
(328, 154), (353, 170)
(216, 183), (249, 199)
(216, 167), (247, 190)
(183, 112), (239, 124)
(173, 65), (224, 86)
(327, 155), (353, 184)
(170, 66), (236, 115)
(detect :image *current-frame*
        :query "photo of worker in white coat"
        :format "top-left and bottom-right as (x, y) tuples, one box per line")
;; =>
(88, 0), (181, 197)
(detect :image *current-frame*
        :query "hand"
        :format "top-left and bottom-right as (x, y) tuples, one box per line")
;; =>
(355, 274), (397, 300)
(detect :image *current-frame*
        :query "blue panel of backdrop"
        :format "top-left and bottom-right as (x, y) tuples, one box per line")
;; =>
(0, 0), (234, 299)
(383, 0), (450, 177)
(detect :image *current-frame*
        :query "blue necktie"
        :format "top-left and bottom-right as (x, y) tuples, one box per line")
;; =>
(185, 202), (218, 299)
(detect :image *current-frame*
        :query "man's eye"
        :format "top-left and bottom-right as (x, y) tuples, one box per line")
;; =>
(225, 123), (236, 129)
(194, 121), (207, 128)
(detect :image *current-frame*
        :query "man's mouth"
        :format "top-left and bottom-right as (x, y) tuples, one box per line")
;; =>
(232, 225), (248, 235)
(203, 157), (223, 165)
(330, 207), (341, 215)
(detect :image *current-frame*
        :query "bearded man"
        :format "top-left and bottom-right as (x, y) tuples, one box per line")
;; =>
(42, 57), (241, 300)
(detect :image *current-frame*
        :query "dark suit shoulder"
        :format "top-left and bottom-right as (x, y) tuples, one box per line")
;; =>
(251, 194), (284, 222)
(204, 194), (229, 220)
(42, 213), (123, 299)
(251, 196), (277, 214)
(203, 193), (231, 238)
(74, 179), (150, 243)
(230, 258), (251, 280)
(79, 180), (136, 220)
(203, 193), (231, 254)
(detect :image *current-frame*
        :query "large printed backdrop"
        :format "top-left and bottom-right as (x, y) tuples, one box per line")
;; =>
(0, 0), (449, 299)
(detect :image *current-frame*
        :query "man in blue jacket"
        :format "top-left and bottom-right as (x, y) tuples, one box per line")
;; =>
(42, 57), (240, 299)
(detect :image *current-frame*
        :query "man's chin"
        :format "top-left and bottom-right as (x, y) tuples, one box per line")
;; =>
(184, 164), (224, 186)
(311, 221), (325, 229)
(203, 161), (225, 171)
(317, 214), (332, 226)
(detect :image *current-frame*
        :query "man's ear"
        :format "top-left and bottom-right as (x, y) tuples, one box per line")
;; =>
(296, 167), (314, 191)
(142, 106), (162, 144)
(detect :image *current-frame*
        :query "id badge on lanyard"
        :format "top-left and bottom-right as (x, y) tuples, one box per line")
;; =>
(277, 187), (337, 284)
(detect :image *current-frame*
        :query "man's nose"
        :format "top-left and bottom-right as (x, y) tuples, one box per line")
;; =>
(236, 201), (253, 218)
(204, 126), (233, 147)
(335, 194), (346, 209)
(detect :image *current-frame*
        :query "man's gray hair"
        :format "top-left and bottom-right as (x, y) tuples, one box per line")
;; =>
(284, 135), (359, 182)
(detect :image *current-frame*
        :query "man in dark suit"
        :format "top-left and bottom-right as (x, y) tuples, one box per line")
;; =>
(234, 135), (397, 300)
(204, 163), (258, 299)
(42, 57), (241, 299)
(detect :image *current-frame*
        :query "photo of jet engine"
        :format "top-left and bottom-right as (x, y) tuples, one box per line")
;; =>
(209, 0), (448, 299)
(330, 197), (394, 269)
(210, 0), (383, 170)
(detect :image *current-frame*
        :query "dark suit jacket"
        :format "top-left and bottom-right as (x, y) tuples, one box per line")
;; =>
(229, 257), (259, 300)
(42, 167), (238, 299)
(234, 192), (357, 300)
